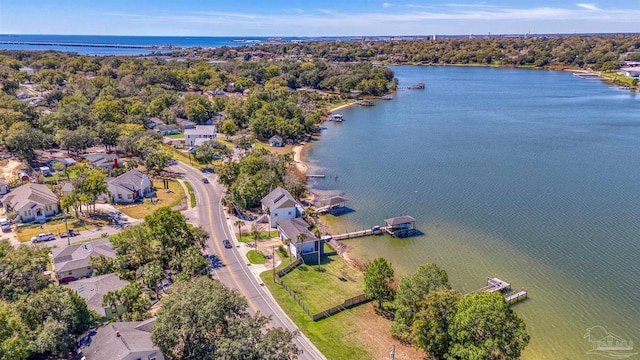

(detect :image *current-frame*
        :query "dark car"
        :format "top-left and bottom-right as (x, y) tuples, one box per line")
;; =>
(202, 178), (209, 184)
(223, 239), (232, 249)
(60, 229), (79, 238)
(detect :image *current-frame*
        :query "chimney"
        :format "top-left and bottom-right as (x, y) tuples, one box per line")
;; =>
(116, 331), (120, 337)
(113, 158), (119, 169)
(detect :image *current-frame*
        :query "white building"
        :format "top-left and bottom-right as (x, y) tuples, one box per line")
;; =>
(261, 187), (299, 228)
(184, 125), (217, 147)
(3, 183), (59, 223)
(107, 170), (152, 204)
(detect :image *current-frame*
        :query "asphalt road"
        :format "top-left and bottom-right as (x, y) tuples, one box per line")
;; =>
(170, 162), (326, 360)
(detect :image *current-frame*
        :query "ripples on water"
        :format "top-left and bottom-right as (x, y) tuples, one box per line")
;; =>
(307, 66), (640, 359)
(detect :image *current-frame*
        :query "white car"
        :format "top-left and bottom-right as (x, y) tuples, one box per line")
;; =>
(0, 218), (10, 232)
(31, 233), (55, 243)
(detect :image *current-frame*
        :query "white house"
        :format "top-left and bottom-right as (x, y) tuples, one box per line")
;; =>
(276, 218), (325, 264)
(80, 318), (164, 360)
(261, 187), (299, 228)
(107, 170), (152, 204)
(51, 239), (116, 282)
(3, 183), (59, 223)
(0, 178), (8, 195)
(83, 153), (119, 172)
(620, 67), (640, 78)
(184, 125), (217, 147)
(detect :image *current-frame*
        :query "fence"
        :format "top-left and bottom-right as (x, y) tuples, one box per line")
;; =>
(276, 258), (303, 278)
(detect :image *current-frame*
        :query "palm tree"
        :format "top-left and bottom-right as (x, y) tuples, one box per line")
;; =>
(296, 232), (307, 262)
(234, 220), (244, 240)
(265, 207), (271, 237)
(250, 226), (261, 249)
(313, 228), (323, 265)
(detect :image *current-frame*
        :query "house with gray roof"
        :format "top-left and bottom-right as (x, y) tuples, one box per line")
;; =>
(69, 274), (129, 319)
(276, 218), (324, 264)
(176, 117), (196, 130)
(261, 187), (299, 228)
(3, 183), (59, 223)
(83, 153), (119, 172)
(268, 135), (284, 147)
(80, 318), (164, 360)
(51, 239), (116, 282)
(107, 170), (152, 204)
(184, 125), (217, 146)
(154, 124), (180, 136)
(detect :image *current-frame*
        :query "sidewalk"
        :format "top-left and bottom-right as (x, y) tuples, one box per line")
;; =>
(225, 216), (282, 279)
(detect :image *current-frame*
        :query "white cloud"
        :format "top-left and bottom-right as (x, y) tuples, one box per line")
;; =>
(576, 3), (599, 11)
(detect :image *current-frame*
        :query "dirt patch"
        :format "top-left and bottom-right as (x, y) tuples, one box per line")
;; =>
(356, 304), (427, 360)
(254, 237), (283, 269)
(0, 158), (25, 182)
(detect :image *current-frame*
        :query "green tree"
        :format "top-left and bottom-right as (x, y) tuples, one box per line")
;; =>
(250, 227), (261, 249)
(363, 257), (395, 309)
(57, 127), (95, 156)
(234, 220), (245, 240)
(96, 121), (120, 152)
(152, 277), (300, 360)
(412, 289), (461, 359)
(4, 122), (52, 161)
(0, 300), (29, 360)
(136, 261), (164, 297)
(89, 255), (117, 276)
(103, 283), (150, 321)
(0, 243), (51, 302)
(392, 263), (450, 340)
(448, 292), (529, 360)
(193, 139), (231, 164)
(220, 119), (239, 140)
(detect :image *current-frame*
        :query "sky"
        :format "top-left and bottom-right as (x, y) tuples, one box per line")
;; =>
(1, 1), (639, 37)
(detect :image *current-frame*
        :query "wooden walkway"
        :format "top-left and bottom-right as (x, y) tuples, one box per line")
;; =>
(331, 227), (387, 240)
(476, 277), (528, 306)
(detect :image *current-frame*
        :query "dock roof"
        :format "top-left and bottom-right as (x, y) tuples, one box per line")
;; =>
(319, 196), (348, 207)
(384, 215), (416, 226)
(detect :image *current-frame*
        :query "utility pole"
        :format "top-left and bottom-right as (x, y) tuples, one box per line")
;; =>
(272, 245), (276, 282)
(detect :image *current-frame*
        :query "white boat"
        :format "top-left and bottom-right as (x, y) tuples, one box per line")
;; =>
(331, 114), (343, 122)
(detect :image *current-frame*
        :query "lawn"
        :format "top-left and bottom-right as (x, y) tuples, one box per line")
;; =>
(116, 179), (185, 219)
(277, 255), (365, 314)
(260, 271), (373, 360)
(16, 215), (110, 242)
(163, 145), (204, 169)
(601, 72), (637, 86)
(246, 250), (267, 264)
(236, 230), (274, 243)
(184, 181), (196, 207)
(165, 133), (184, 139)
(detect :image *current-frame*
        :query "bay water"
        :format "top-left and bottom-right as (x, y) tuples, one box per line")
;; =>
(306, 66), (640, 359)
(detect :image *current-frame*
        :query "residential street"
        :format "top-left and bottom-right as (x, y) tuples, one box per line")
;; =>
(169, 161), (326, 360)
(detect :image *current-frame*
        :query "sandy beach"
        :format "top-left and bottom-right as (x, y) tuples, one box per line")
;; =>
(293, 101), (357, 175)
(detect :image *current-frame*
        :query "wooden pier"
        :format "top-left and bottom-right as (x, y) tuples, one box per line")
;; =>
(477, 277), (528, 305)
(330, 227), (387, 240)
(398, 82), (426, 90)
(306, 174), (326, 178)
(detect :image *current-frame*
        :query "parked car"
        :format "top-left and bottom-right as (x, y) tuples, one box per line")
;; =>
(223, 239), (232, 249)
(60, 229), (79, 238)
(0, 218), (10, 232)
(202, 178), (209, 184)
(161, 279), (171, 291)
(371, 225), (381, 232)
(31, 233), (55, 243)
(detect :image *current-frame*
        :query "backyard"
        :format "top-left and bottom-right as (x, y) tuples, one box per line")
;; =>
(115, 179), (185, 219)
(16, 215), (110, 242)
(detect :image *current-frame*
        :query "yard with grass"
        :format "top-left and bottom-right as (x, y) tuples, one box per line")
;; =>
(236, 230), (274, 243)
(246, 250), (267, 264)
(16, 215), (110, 242)
(163, 145), (204, 169)
(165, 133), (185, 139)
(116, 179), (185, 219)
(277, 255), (364, 314)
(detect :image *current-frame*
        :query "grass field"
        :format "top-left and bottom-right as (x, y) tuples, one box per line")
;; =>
(116, 179), (185, 219)
(277, 255), (364, 313)
(164, 145), (204, 169)
(184, 181), (196, 207)
(236, 230), (274, 243)
(165, 133), (184, 139)
(17, 216), (110, 242)
(260, 271), (373, 360)
(247, 250), (267, 264)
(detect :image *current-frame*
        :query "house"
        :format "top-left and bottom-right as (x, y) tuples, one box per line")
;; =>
(49, 157), (77, 168)
(107, 170), (152, 204)
(80, 318), (164, 360)
(69, 274), (129, 319)
(276, 218), (324, 264)
(176, 118), (197, 130)
(83, 153), (119, 172)
(19, 67), (35, 76)
(154, 124), (180, 136)
(51, 239), (116, 282)
(0, 178), (8, 195)
(268, 135), (284, 147)
(184, 125), (217, 147)
(147, 117), (165, 129)
(620, 67), (640, 78)
(3, 183), (59, 222)
(261, 187), (299, 228)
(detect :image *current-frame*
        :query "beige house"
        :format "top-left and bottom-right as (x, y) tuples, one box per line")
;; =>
(51, 239), (116, 282)
(107, 170), (152, 204)
(3, 183), (59, 223)
(69, 274), (129, 320)
(261, 187), (299, 228)
(81, 318), (164, 360)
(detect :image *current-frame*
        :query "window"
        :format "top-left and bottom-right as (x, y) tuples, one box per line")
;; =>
(127, 194), (132, 199)
(148, 353), (158, 360)
(27, 210), (31, 216)
(68, 272), (72, 275)
(288, 211), (292, 215)
(118, 194), (123, 199)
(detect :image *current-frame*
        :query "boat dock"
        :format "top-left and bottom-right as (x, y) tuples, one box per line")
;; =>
(573, 73), (601, 79)
(357, 100), (375, 106)
(330, 227), (387, 240)
(398, 82), (426, 90)
(0, 41), (171, 50)
(477, 277), (528, 305)
(306, 174), (326, 178)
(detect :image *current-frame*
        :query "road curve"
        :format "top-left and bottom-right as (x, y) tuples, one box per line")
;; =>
(171, 162), (326, 360)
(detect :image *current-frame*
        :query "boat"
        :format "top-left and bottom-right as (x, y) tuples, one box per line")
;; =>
(330, 114), (343, 122)
(380, 94), (393, 100)
(357, 100), (375, 106)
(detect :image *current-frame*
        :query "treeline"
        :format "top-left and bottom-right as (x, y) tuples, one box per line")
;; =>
(0, 51), (396, 163)
(364, 258), (529, 359)
(205, 34), (640, 71)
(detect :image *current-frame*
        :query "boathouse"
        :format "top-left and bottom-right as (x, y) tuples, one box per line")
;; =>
(317, 196), (349, 215)
(384, 215), (417, 237)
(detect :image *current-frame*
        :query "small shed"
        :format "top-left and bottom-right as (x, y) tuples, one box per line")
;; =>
(384, 215), (417, 238)
(18, 172), (29, 181)
(268, 135), (284, 147)
(39, 166), (52, 176)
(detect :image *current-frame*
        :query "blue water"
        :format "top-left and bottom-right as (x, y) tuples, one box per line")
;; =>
(306, 66), (640, 359)
(0, 34), (347, 55)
